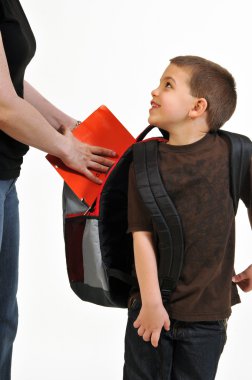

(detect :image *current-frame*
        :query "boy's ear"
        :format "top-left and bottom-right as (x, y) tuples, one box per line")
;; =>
(189, 98), (208, 119)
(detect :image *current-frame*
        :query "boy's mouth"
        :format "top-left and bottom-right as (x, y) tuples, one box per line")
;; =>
(150, 101), (160, 108)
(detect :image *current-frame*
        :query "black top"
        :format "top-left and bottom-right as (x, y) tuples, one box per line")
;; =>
(0, 0), (36, 179)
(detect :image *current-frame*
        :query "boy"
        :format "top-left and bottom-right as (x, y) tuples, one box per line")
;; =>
(123, 56), (252, 380)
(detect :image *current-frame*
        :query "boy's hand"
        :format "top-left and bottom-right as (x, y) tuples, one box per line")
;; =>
(232, 264), (252, 292)
(133, 303), (170, 348)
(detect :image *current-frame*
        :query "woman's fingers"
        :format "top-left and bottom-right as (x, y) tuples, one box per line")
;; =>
(90, 145), (117, 159)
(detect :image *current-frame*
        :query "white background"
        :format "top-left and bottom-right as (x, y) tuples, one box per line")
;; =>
(13, 0), (251, 379)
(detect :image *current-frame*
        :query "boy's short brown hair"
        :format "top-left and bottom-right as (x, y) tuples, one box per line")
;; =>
(170, 56), (237, 131)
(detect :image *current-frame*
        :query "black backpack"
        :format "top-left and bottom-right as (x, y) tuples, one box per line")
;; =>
(63, 126), (252, 308)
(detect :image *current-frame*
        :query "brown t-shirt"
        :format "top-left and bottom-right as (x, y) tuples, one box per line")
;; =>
(128, 133), (252, 322)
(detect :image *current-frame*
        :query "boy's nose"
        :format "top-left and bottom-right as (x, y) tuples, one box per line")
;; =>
(151, 87), (159, 97)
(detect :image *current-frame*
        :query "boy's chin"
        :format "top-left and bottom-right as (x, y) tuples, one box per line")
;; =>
(148, 117), (166, 131)
(148, 116), (159, 126)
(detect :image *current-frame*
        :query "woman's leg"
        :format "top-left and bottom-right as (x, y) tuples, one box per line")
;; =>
(0, 179), (20, 380)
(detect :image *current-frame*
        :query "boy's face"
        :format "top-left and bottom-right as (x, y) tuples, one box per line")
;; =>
(148, 64), (197, 131)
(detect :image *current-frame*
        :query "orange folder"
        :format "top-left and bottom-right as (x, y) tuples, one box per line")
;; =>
(46, 105), (135, 206)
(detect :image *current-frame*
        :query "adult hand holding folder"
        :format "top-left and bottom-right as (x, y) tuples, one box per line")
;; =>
(47, 105), (135, 205)
(59, 124), (117, 185)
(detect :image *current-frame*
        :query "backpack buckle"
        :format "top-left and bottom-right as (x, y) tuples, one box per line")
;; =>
(160, 277), (174, 300)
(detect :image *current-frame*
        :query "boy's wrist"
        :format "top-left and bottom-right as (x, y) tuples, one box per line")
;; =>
(141, 295), (163, 308)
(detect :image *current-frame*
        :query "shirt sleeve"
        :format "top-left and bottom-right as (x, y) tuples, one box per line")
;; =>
(127, 162), (153, 233)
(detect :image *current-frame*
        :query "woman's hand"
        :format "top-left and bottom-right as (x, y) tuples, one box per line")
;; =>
(60, 126), (116, 184)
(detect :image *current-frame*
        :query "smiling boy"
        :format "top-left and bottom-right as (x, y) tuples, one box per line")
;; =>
(123, 56), (252, 380)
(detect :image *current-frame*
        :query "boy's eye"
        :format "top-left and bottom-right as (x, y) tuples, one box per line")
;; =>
(165, 81), (172, 88)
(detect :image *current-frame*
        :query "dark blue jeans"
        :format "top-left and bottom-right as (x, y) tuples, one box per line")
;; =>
(0, 180), (19, 380)
(123, 297), (227, 380)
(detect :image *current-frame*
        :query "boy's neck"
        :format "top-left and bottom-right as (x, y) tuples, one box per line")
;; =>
(167, 131), (208, 146)
(167, 121), (210, 146)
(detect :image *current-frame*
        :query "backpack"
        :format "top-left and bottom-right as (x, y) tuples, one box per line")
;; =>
(62, 126), (252, 308)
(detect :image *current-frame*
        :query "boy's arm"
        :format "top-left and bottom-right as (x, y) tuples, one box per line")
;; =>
(132, 231), (170, 347)
(248, 155), (252, 228)
(232, 156), (252, 292)
(232, 210), (252, 292)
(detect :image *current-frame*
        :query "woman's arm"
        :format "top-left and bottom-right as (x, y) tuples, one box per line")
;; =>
(0, 34), (115, 183)
(132, 231), (170, 347)
(23, 81), (77, 131)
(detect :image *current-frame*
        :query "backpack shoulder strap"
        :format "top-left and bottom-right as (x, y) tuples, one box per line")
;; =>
(219, 130), (252, 214)
(133, 140), (184, 297)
